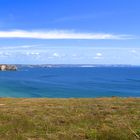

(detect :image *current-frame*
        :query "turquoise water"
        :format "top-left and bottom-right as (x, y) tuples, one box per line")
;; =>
(0, 67), (140, 98)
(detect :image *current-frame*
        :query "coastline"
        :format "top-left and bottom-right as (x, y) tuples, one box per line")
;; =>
(0, 97), (139, 140)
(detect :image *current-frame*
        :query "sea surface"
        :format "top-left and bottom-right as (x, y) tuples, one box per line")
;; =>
(0, 66), (140, 98)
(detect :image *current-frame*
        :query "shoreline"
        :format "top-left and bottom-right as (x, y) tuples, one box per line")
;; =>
(0, 96), (140, 99)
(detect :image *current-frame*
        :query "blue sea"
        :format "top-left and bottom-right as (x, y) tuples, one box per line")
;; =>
(0, 66), (140, 98)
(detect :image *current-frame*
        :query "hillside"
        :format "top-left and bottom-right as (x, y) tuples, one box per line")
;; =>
(0, 98), (139, 140)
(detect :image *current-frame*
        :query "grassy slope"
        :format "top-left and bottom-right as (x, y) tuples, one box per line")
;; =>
(0, 98), (140, 140)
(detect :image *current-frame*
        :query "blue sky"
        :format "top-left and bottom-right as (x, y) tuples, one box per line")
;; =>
(0, 0), (140, 64)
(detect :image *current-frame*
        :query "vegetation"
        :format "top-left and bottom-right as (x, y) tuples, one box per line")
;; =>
(0, 97), (139, 140)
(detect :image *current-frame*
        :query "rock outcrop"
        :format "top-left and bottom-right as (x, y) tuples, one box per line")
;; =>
(0, 64), (17, 71)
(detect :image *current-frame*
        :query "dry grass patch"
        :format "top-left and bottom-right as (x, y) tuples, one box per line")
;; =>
(0, 97), (139, 140)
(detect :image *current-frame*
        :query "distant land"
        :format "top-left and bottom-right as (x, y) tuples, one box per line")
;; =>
(1, 64), (139, 71)
(15, 64), (140, 68)
(0, 64), (17, 71)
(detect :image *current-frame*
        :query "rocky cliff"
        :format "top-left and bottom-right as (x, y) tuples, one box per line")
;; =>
(0, 65), (17, 71)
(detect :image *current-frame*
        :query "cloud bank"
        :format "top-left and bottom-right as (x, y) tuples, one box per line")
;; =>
(0, 30), (133, 40)
(0, 46), (140, 64)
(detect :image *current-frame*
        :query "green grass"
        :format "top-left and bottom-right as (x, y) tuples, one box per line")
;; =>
(0, 97), (139, 140)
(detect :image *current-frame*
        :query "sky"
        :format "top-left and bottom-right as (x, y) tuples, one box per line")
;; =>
(0, 0), (140, 64)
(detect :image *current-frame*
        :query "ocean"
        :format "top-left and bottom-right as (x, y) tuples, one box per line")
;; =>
(0, 66), (140, 98)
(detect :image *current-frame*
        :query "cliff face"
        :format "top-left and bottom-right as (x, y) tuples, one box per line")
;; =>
(0, 65), (17, 71)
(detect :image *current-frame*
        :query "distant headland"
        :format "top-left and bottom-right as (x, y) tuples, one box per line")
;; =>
(0, 64), (17, 71)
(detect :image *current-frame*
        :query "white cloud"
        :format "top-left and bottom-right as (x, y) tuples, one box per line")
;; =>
(93, 56), (103, 60)
(26, 52), (40, 56)
(92, 52), (103, 60)
(72, 54), (78, 57)
(131, 49), (137, 53)
(0, 52), (11, 57)
(0, 30), (133, 40)
(53, 52), (60, 57)
(96, 53), (102, 56)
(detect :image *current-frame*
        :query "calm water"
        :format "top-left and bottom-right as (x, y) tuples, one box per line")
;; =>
(0, 67), (140, 98)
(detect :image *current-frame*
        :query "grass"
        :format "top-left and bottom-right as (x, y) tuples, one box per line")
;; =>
(0, 97), (139, 140)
